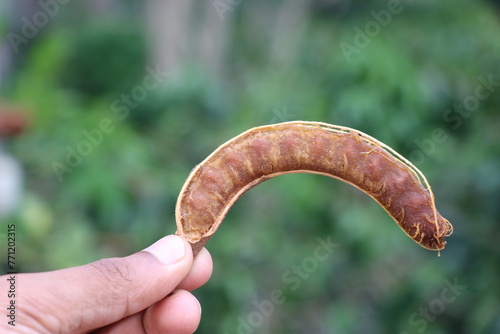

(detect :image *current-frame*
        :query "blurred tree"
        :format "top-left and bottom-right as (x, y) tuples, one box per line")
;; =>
(145, 0), (230, 80)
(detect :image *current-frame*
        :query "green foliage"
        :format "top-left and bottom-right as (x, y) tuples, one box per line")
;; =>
(61, 24), (146, 98)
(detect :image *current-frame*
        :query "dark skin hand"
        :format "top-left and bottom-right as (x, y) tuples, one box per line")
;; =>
(0, 235), (213, 334)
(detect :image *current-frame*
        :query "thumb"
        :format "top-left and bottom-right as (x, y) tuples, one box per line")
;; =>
(16, 235), (194, 333)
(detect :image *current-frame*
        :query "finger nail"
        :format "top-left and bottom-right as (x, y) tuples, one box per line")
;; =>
(144, 235), (186, 265)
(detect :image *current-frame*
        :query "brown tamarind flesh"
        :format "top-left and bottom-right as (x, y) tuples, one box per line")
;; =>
(175, 121), (453, 256)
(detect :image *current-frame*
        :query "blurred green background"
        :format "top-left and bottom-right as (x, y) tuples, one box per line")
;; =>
(0, 0), (499, 333)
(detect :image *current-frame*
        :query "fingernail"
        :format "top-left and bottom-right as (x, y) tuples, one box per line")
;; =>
(144, 235), (186, 265)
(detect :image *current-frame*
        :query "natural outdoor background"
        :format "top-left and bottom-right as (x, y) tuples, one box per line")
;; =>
(1, 0), (499, 333)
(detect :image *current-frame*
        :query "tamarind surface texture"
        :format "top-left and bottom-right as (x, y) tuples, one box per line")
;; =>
(175, 121), (453, 256)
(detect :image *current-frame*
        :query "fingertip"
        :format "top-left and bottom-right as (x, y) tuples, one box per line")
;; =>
(177, 247), (213, 291)
(144, 290), (201, 334)
(193, 247), (213, 285)
(143, 235), (193, 266)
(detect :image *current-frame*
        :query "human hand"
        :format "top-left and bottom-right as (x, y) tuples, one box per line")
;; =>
(0, 235), (213, 334)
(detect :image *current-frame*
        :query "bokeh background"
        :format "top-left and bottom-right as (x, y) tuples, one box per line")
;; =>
(1, 0), (499, 333)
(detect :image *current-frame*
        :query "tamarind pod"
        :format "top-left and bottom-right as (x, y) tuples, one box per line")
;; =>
(175, 121), (453, 256)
